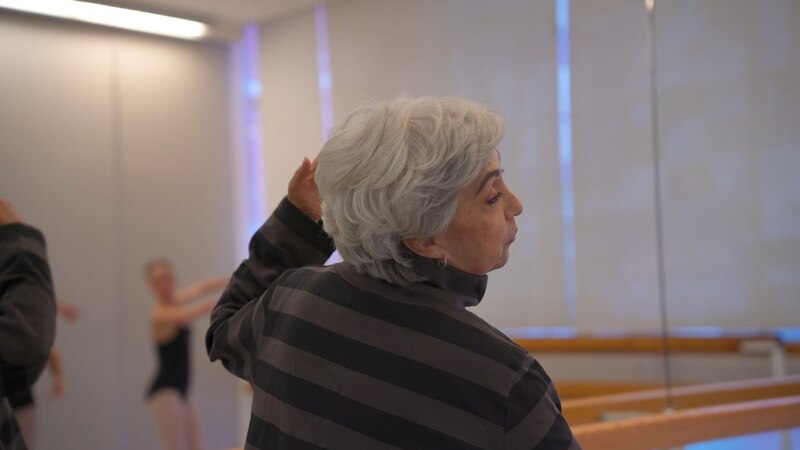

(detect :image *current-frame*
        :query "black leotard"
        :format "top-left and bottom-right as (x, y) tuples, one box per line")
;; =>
(146, 327), (190, 398)
(7, 387), (34, 410)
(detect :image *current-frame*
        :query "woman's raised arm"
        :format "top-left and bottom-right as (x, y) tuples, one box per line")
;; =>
(205, 159), (335, 380)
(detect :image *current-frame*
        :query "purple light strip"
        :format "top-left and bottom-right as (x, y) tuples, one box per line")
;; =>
(314, 3), (343, 265)
(315, 2), (334, 141)
(556, 0), (578, 322)
(241, 23), (266, 237)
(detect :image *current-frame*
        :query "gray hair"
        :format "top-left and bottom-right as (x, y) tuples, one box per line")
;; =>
(315, 97), (505, 286)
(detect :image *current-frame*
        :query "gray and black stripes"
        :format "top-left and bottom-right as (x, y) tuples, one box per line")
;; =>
(207, 197), (580, 450)
(0, 223), (57, 450)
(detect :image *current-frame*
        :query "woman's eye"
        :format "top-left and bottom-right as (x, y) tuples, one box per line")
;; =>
(488, 192), (503, 204)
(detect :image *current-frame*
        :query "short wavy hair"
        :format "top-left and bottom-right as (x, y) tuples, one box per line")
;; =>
(316, 97), (505, 286)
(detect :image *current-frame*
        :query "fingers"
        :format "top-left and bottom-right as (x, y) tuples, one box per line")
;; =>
(305, 158), (316, 180)
(299, 157), (316, 179)
(292, 158), (309, 178)
(295, 157), (317, 185)
(308, 158), (319, 181)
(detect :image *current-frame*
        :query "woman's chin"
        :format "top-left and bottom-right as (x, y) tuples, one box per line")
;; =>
(491, 251), (511, 271)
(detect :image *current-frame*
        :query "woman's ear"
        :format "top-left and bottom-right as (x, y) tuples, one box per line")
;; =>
(402, 236), (443, 260)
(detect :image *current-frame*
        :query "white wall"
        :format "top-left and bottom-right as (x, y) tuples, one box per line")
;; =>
(260, 10), (324, 212)
(0, 13), (121, 449)
(656, 0), (800, 327)
(571, 0), (663, 330)
(567, 0), (800, 330)
(0, 12), (239, 450)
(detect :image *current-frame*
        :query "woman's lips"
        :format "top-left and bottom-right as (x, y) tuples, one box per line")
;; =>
(508, 230), (518, 245)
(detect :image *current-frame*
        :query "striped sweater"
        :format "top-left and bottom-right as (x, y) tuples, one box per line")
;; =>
(207, 198), (580, 450)
(0, 224), (57, 450)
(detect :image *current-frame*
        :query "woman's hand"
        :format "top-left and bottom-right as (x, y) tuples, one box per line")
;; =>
(0, 198), (24, 226)
(287, 157), (322, 222)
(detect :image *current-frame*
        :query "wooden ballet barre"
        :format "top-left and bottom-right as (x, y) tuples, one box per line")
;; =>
(572, 395), (800, 450)
(562, 375), (800, 426)
(515, 335), (743, 353)
(504, 326), (800, 354)
(555, 381), (669, 400)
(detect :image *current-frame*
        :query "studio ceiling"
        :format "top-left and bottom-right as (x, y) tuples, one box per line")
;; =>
(98, 0), (322, 27)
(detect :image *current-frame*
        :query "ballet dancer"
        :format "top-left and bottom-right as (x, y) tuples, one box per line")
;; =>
(144, 259), (227, 450)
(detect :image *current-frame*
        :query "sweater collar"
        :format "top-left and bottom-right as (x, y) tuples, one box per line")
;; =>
(336, 257), (488, 309)
(410, 255), (488, 307)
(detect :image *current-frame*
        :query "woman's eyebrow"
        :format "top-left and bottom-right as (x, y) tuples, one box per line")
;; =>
(476, 169), (502, 194)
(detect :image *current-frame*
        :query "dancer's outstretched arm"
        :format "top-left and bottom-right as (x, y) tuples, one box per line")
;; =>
(174, 276), (228, 305)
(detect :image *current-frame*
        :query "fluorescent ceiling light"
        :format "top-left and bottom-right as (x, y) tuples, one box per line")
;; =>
(0, 0), (208, 40)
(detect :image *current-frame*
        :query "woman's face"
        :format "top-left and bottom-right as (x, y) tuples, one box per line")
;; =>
(435, 151), (523, 275)
(148, 264), (176, 300)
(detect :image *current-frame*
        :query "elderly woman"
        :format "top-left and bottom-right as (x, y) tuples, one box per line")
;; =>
(207, 97), (580, 450)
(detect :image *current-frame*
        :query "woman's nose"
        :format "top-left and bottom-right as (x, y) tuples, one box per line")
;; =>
(506, 190), (524, 218)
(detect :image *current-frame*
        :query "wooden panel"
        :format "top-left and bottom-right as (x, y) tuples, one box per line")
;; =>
(564, 376), (800, 425)
(555, 381), (668, 400)
(573, 395), (800, 450)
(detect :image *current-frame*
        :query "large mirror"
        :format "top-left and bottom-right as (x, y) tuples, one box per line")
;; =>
(654, 0), (800, 448)
(5, 0), (798, 449)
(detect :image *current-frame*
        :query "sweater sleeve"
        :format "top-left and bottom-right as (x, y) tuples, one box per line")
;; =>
(503, 355), (581, 450)
(206, 197), (335, 379)
(0, 223), (57, 397)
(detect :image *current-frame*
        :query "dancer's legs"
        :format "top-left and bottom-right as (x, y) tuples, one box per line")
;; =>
(149, 390), (188, 450)
(184, 398), (206, 450)
(14, 405), (36, 449)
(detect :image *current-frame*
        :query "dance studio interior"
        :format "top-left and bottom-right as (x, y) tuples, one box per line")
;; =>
(0, 0), (798, 449)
